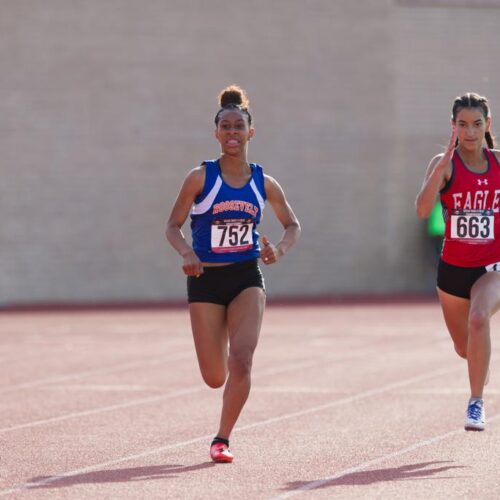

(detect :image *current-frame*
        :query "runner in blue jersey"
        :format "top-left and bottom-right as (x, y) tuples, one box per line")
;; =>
(166, 85), (301, 462)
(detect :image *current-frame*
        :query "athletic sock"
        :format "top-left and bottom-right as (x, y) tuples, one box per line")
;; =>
(211, 437), (229, 447)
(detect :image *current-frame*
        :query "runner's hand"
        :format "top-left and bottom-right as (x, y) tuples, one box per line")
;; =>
(436, 125), (458, 170)
(260, 235), (278, 265)
(182, 250), (204, 277)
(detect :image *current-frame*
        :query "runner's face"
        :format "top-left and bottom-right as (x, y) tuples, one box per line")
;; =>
(215, 110), (254, 155)
(454, 107), (490, 151)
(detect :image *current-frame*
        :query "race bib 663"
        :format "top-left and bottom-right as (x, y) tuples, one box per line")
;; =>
(450, 209), (494, 241)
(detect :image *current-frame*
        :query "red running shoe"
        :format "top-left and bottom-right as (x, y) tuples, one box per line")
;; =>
(210, 442), (233, 463)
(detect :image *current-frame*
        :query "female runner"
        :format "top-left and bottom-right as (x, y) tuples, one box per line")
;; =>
(416, 92), (500, 431)
(166, 85), (301, 460)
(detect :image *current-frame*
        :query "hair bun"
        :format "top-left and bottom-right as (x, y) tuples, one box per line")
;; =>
(218, 85), (249, 108)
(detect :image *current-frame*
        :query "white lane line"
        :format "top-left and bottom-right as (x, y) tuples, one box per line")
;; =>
(403, 388), (500, 395)
(230, 367), (462, 433)
(253, 387), (342, 394)
(0, 432), (215, 497)
(0, 333), (372, 394)
(0, 348), (410, 432)
(0, 365), (460, 496)
(0, 361), (318, 434)
(0, 352), (192, 394)
(252, 386), (348, 394)
(0, 346), (72, 364)
(272, 413), (500, 499)
(0, 387), (203, 434)
(36, 384), (169, 392)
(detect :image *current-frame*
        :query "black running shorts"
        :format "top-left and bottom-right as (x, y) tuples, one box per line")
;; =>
(437, 259), (487, 299)
(187, 258), (265, 306)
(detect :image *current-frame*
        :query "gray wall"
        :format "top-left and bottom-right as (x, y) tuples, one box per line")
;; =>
(2, 0), (500, 305)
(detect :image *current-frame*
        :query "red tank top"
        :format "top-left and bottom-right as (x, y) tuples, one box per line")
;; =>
(440, 149), (500, 267)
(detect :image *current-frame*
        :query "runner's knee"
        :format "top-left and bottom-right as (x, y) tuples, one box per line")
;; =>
(468, 309), (490, 336)
(454, 343), (467, 359)
(200, 368), (226, 388)
(228, 349), (254, 378)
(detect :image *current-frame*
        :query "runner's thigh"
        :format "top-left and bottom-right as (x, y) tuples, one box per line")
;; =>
(470, 271), (500, 317)
(227, 287), (266, 352)
(189, 302), (228, 376)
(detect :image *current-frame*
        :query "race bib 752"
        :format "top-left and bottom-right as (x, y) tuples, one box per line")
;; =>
(211, 219), (253, 253)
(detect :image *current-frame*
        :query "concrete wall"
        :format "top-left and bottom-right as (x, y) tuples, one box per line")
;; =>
(2, 0), (500, 305)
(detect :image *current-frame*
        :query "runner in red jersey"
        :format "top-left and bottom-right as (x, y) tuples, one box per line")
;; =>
(440, 148), (500, 267)
(416, 92), (500, 431)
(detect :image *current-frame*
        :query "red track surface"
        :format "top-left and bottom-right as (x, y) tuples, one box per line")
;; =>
(1, 302), (500, 499)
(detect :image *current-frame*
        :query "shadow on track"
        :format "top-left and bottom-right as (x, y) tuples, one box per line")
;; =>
(283, 461), (467, 491)
(25, 462), (216, 489)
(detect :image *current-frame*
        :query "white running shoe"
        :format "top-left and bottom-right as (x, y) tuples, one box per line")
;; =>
(464, 398), (485, 431)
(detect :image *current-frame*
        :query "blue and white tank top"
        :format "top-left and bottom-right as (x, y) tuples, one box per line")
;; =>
(190, 159), (266, 263)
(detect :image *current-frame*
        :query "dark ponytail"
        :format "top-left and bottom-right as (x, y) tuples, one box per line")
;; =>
(485, 131), (495, 149)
